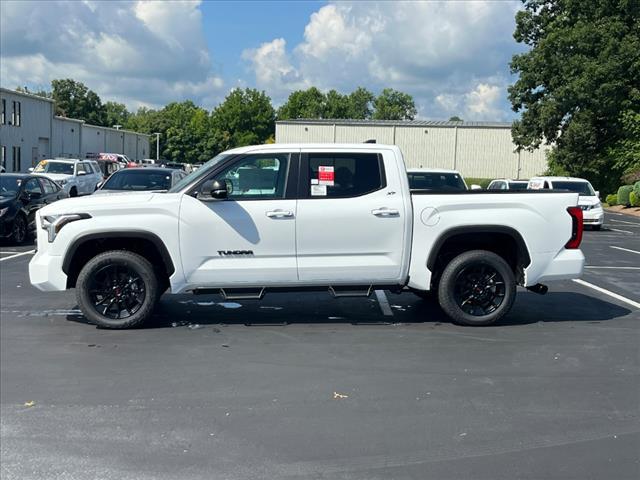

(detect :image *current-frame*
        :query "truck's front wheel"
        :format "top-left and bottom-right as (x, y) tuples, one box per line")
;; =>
(76, 251), (159, 329)
(437, 250), (516, 326)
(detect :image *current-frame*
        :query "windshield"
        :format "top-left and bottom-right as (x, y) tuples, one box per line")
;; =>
(102, 171), (172, 191)
(552, 181), (595, 196)
(168, 153), (231, 192)
(407, 172), (467, 191)
(34, 161), (74, 175)
(508, 182), (528, 190)
(0, 177), (22, 197)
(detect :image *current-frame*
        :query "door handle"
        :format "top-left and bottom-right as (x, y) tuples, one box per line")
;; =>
(372, 207), (399, 217)
(266, 209), (294, 218)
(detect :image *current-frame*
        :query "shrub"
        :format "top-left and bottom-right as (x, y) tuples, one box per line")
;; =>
(605, 193), (618, 206)
(617, 185), (634, 206)
(630, 191), (640, 207)
(634, 181), (640, 197)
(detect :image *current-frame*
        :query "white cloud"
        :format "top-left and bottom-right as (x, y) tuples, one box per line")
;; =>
(245, 1), (522, 119)
(0, 0), (224, 109)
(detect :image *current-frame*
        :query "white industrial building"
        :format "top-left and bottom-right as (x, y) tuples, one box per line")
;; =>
(276, 119), (551, 179)
(0, 87), (150, 172)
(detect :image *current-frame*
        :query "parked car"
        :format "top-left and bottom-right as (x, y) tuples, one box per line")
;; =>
(32, 159), (103, 197)
(487, 179), (529, 191)
(95, 158), (123, 180)
(528, 176), (603, 230)
(407, 168), (475, 191)
(0, 173), (67, 243)
(95, 167), (186, 194)
(141, 159), (156, 165)
(87, 152), (134, 167)
(29, 143), (585, 329)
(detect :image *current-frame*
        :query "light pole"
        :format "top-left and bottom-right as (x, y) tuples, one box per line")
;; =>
(153, 132), (161, 162)
(113, 124), (122, 130)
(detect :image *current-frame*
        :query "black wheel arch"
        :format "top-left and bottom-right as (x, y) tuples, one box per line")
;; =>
(62, 231), (175, 288)
(427, 226), (531, 286)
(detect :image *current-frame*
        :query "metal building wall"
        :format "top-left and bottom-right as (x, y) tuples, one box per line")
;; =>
(106, 130), (124, 153)
(81, 125), (105, 157)
(52, 117), (82, 158)
(276, 121), (551, 179)
(0, 89), (54, 171)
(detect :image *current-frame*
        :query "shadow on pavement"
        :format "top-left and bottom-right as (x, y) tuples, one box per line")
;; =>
(65, 289), (634, 330)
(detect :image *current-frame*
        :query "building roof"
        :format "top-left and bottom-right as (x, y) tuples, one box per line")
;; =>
(276, 118), (512, 128)
(0, 87), (55, 103)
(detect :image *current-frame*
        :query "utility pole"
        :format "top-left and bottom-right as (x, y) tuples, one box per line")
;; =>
(113, 124), (122, 130)
(153, 132), (161, 162)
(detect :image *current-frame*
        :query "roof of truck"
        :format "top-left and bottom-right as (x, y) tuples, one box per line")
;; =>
(223, 143), (401, 154)
(529, 176), (591, 183)
(407, 168), (461, 174)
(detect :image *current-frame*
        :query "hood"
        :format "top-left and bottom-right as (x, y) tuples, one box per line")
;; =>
(94, 189), (168, 196)
(578, 196), (601, 207)
(41, 173), (74, 182)
(39, 191), (158, 217)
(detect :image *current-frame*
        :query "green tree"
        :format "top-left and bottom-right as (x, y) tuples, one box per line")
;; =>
(324, 90), (350, 118)
(277, 87), (326, 119)
(50, 78), (106, 125)
(211, 88), (275, 149)
(509, 0), (640, 192)
(104, 101), (130, 129)
(346, 87), (375, 119)
(449, 116), (463, 122)
(372, 88), (417, 120)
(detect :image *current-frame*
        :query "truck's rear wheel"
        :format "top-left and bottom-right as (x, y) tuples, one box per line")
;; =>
(76, 250), (158, 329)
(437, 250), (516, 326)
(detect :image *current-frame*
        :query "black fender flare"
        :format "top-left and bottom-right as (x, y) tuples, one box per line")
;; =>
(62, 231), (175, 276)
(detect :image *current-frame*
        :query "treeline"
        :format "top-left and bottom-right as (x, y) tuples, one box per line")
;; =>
(19, 79), (418, 163)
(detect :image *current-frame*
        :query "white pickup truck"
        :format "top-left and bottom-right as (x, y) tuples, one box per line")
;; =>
(29, 144), (585, 328)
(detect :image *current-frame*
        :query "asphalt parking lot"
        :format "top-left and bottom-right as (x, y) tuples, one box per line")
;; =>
(1, 212), (639, 480)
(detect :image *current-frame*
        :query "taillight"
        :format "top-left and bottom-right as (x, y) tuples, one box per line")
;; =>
(565, 206), (583, 249)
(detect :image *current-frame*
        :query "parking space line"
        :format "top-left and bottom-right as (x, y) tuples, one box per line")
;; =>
(0, 250), (36, 262)
(374, 290), (394, 316)
(610, 246), (640, 255)
(608, 228), (633, 234)
(585, 266), (640, 270)
(610, 219), (640, 225)
(573, 279), (640, 309)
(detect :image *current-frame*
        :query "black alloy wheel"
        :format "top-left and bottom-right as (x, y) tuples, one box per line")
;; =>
(87, 264), (146, 319)
(453, 264), (506, 316)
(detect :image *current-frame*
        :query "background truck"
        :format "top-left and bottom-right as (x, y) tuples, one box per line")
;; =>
(29, 144), (585, 328)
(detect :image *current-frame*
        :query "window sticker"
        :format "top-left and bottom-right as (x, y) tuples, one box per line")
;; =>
(310, 178), (319, 185)
(318, 166), (334, 186)
(311, 184), (327, 196)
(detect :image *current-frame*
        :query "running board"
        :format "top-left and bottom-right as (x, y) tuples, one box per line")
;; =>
(328, 285), (373, 298)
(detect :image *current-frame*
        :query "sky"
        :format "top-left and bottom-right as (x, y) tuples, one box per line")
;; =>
(0, 0), (526, 121)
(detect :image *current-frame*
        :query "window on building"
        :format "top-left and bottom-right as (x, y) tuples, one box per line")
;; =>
(306, 153), (385, 198)
(1, 99), (5, 124)
(11, 101), (21, 126)
(1, 146), (6, 169)
(12, 146), (21, 172)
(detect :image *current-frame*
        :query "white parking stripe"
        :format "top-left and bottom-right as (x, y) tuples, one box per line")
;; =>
(610, 246), (640, 255)
(573, 279), (640, 309)
(374, 290), (394, 316)
(608, 228), (633, 234)
(0, 250), (35, 262)
(585, 266), (640, 270)
(610, 219), (640, 225)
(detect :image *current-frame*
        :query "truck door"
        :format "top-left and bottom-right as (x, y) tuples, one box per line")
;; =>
(296, 149), (407, 284)
(179, 151), (299, 286)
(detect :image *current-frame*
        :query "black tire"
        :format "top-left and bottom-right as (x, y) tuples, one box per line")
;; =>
(69, 187), (78, 197)
(11, 214), (27, 244)
(437, 250), (516, 326)
(76, 250), (159, 329)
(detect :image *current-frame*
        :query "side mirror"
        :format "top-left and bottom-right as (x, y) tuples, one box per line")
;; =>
(198, 179), (231, 200)
(470, 184), (482, 190)
(28, 167), (34, 173)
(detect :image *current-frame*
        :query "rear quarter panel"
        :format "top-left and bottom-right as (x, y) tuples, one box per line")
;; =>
(408, 192), (580, 290)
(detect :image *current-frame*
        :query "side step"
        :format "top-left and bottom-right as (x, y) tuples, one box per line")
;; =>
(328, 285), (373, 298)
(192, 287), (266, 300)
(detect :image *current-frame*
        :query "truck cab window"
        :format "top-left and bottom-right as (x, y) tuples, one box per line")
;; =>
(215, 153), (290, 199)
(307, 153), (384, 198)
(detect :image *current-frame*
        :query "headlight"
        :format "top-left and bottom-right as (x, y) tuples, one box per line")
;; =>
(0, 207), (8, 217)
(40, 213), (91, 242)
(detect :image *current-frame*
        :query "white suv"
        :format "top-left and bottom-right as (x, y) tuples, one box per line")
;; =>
(528, 176), (604, 229)
(32, 159), (103, 197)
